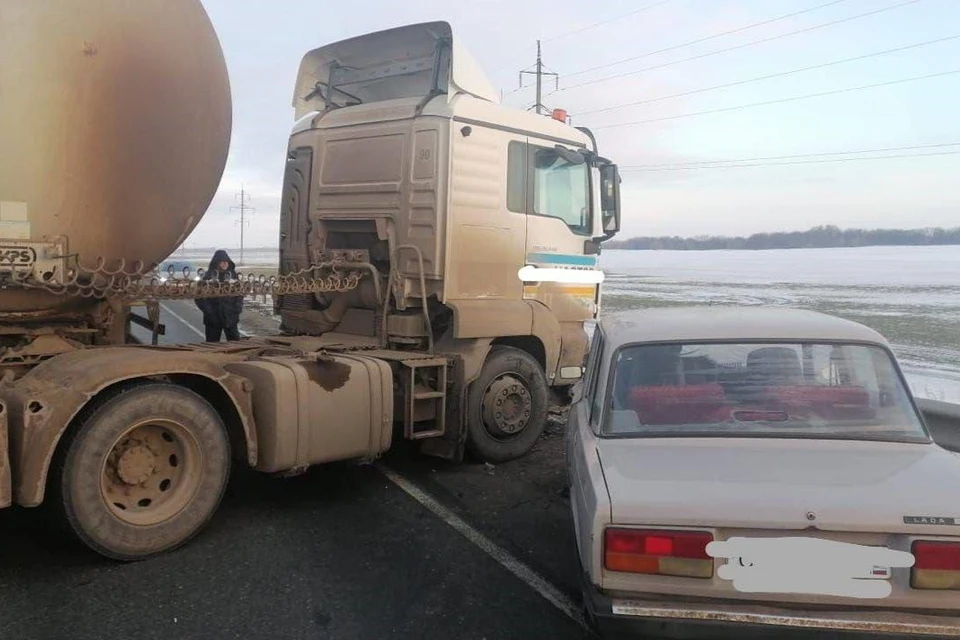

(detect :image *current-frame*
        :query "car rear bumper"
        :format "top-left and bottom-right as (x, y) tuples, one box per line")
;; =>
(583, 579), (960, 639)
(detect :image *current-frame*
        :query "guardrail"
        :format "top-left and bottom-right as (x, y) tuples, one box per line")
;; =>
(917, 398), (960, 453)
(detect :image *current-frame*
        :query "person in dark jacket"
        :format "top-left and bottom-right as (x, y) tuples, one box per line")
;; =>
(195, 249), (244, 342)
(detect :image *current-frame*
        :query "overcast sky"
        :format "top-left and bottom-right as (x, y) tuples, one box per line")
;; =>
(185, 0), (960, 249)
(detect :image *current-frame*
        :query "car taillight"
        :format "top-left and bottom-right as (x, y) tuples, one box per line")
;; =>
(911, 541), (960, 590)
(604, 528), (713, 578)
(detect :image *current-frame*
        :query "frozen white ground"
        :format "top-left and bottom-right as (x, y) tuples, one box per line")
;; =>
(599, 245), (960, 404)
(172, 247), (280, 267)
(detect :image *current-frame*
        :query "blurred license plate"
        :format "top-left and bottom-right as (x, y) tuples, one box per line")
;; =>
(726, 556), (892, 579)
(709, 537), (910, 598)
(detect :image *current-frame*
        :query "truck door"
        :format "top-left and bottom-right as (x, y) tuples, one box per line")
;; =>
(521, 139), (599, 322)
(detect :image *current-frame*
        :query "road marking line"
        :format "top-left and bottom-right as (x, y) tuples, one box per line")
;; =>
(159, 302), (205, 339)
(159, 302), (252, 339)
(376, 464), (589, 631)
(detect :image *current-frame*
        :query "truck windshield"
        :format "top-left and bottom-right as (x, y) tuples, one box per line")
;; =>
(532, 147), (590, 234)
(602, 341), (929, 443)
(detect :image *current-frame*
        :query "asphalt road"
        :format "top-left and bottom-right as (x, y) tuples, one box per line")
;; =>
(0, 460), (589, 640)
(128, 300), (216, 345)
(0, 301), (595, 640)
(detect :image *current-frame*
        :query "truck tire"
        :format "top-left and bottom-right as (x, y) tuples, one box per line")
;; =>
(466, 346), (549, 463)
(52, 383), (231, 561)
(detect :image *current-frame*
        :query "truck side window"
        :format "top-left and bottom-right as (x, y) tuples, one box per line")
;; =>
(506, 141), (527, 214)
(532, 146), (590, 235)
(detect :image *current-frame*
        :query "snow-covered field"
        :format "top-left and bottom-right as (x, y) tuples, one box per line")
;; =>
(170, 247), (280, 267)
(599, 245), (960, 404)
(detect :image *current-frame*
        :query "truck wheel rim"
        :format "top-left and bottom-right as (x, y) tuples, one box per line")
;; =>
(481, 374), (532, 439)
(99, 419), (203, 526)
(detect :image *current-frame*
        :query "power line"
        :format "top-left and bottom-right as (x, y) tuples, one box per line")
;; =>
(575, 34), (960, 117)
(562, 0), (857, 80)
(554, 0), (923, 93)
(591, 68), (960, 130)
(620, 142), (960, 169)
(543, 0), (674, 43)
(501, 66), (537, 99)
(492, 1), (673, 83)
(619, 150), (960, 171)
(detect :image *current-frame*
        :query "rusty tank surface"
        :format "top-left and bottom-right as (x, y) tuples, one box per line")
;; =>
(0, 0), (232, 316)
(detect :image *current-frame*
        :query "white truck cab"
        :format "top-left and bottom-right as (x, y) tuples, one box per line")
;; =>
(279, 21), (621, 395)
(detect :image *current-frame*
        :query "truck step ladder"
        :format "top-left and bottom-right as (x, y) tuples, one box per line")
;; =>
(402, 357), (447, 439)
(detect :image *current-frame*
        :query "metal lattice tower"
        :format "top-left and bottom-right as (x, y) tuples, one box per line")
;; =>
(230, 185), (255, 266)
(519, 40), (559, 115)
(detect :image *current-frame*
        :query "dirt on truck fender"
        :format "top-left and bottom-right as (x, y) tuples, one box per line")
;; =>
(0, 345), (260, 507)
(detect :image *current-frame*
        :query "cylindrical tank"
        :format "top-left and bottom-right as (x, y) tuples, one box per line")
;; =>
(0, 0), (232, 315)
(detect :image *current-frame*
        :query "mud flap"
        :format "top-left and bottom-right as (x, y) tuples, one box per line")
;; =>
(0, 398), (10, 508)
(419, 352), (467, 462)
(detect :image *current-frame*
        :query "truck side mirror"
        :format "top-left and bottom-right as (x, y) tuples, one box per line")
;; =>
(599, 164), (621, 237)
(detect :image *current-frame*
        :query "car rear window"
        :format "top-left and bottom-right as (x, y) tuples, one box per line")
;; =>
(602, 341), (928, 442)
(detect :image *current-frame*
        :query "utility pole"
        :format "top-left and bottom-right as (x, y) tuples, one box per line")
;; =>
(230, 185), (255, 266)
(519, 40), (559, 115)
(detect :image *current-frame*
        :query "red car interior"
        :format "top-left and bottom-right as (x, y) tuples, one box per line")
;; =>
(627, 384), (732, 425)
(765, 385), (876, 420)
(626, 383), (876, 425)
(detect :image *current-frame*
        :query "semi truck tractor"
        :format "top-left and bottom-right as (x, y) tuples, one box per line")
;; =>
(0, 1), (621, 561)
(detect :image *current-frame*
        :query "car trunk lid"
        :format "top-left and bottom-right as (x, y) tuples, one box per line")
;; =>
(597, 437), (960, 534)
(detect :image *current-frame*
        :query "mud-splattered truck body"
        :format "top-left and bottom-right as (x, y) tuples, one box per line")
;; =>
(0, 2), (621, 561)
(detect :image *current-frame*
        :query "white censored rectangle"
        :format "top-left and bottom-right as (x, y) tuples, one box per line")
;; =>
(707, 537), (916, 599)
(518, 265), (605, 284)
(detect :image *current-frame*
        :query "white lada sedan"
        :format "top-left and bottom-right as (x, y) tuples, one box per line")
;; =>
(565, 307), (960, 639)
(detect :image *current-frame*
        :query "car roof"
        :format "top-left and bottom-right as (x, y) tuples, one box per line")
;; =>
(596, 306), (889, 348)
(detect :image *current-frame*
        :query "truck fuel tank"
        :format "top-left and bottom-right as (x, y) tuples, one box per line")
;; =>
(224, 354), (394, 473)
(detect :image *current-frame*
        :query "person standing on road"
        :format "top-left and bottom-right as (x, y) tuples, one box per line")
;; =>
(195, 249), (244, 342)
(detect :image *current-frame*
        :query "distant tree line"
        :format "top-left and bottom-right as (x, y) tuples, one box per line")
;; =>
(603, 225), (960, 251)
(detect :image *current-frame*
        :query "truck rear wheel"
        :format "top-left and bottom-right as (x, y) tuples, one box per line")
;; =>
(466, 346), (549, 463)
(53, 383), (231, 561)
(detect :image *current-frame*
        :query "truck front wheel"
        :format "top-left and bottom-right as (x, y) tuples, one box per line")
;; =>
(466, 346), (549, 463)
(53, 383), (231, 561)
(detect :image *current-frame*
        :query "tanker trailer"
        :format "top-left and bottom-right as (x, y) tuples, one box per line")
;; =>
(0, 0), (232, 356)
(0, 0), (374, 561)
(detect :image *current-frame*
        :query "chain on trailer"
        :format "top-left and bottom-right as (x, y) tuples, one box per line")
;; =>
(0, 250), (368, 302)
